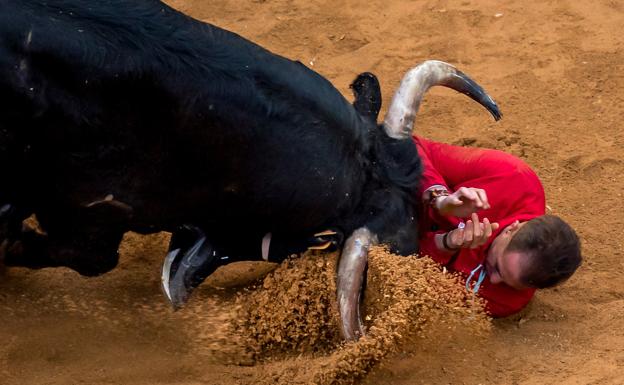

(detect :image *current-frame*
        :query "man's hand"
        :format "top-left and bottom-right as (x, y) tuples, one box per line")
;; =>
(446, 213), (499, 250)
(436, 187), (490, 218)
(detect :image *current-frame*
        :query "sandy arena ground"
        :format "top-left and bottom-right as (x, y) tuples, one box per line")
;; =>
(1, 0), (623, 384)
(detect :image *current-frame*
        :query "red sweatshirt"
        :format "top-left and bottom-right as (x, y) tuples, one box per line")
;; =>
(414, 136), (545, 317)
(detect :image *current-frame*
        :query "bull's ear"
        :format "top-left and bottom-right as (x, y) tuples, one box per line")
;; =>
(350, 72), (382, 123)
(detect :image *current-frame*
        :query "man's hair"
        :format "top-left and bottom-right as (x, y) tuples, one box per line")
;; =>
(507, 215), (582, 289)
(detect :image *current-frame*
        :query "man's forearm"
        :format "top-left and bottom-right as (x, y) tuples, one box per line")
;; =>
(434, 232), (459, 255)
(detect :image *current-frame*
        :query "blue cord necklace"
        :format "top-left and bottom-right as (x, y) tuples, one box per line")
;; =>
(465, 263), (486, 294)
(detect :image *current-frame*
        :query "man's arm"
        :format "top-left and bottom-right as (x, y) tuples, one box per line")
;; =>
(415, 137), (491, 219)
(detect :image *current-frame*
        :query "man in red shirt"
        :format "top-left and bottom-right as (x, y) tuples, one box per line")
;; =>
(415, 136), (582, 317)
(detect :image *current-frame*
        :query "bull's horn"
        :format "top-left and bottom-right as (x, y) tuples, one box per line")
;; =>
(337, 227), (378, 341)
(383, 60), (502, 139)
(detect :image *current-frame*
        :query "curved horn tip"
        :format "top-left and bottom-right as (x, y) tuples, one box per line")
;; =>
(452, 69), (503, 122)
(491, 105), (503, 121)
(384, 60), (503, 138)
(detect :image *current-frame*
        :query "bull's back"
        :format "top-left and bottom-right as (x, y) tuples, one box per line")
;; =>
(0, 0), (371, 234)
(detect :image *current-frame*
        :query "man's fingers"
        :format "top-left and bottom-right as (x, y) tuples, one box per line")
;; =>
(460, 187), (484, 208)
(475, 189), (490, 209)
(451, 218), (500, 250)
(462, 220), (474, 247)
(450, 197), (463, 206)
(457, 187), (477, 201)
(470, 215), (483, 248)
(450, 228), (464, 249)
(471, 213), (482, 239)
(483, 217), (493, 239)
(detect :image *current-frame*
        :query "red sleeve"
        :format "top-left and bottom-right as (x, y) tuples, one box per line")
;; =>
(413, 136), (449, 197)
(414, 136), (536, 187)
(414, 135), (545, 223)
(413, 136), (457, 242)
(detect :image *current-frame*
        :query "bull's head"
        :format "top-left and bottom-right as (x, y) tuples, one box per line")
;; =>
(337, 60), (501, 341)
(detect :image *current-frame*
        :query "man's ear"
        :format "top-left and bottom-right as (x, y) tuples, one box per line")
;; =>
(508, 220), (520, 232)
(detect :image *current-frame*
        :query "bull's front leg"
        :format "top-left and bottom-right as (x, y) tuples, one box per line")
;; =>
(161, 225), (226, 309)
(162, 227), (345, 309)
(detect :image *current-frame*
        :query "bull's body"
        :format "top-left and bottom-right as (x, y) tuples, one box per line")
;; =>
(1, 0), (503, 340)
(0, 0), (420, 275)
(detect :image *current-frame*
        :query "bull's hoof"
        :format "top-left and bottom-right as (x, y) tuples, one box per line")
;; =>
(161, 225), (222, 309)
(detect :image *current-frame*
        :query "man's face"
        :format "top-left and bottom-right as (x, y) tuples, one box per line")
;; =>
(485, 221), (531, 290)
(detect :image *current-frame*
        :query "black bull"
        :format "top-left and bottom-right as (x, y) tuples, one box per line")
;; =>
(0, 0), (501, 340)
